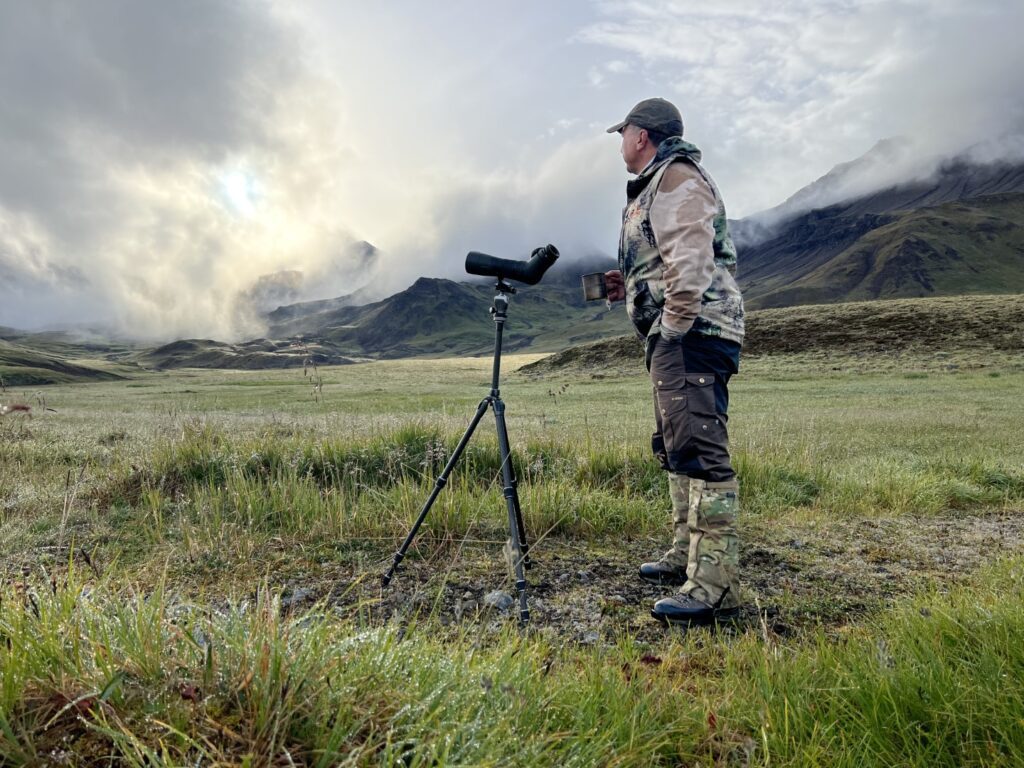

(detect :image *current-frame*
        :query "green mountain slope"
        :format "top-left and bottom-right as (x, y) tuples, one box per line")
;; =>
(750, 193), (1024, 307)
(736, 147), (1024, 308)
(0, 340), (127, 385)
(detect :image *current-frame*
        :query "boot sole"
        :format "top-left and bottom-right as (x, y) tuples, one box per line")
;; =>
(637, 570), (688, 587)
(650, 607), (740, 627)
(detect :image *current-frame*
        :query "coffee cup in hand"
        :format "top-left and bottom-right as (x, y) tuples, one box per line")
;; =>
(581, 272), (608, 301)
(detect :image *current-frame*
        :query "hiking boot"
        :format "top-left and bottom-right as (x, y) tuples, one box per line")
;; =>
(650, 593), (739, 627)
(638, 560), (688, 586)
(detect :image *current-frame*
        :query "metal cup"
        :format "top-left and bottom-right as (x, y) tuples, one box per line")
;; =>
(581, 272), (608, 301)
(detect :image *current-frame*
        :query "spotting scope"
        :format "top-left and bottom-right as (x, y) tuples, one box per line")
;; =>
(465, 244), (559, 285)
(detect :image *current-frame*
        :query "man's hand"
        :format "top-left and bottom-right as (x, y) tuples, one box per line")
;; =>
(604, 270), (625, 302)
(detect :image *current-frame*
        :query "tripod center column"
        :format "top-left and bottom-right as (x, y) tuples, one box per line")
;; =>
(490, 289), (510, 396)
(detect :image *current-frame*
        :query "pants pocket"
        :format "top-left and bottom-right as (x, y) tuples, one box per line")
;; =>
(654, 384), (688, 454)
(683, 373), (720, 439)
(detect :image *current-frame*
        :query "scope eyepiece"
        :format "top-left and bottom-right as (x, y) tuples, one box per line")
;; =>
(465, 244), (559, 285)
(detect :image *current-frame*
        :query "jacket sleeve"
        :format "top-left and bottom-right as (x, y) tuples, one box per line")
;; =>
(649, 161), (718, 337)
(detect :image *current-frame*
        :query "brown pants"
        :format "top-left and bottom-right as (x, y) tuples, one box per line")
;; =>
(648, 334), (736, 483)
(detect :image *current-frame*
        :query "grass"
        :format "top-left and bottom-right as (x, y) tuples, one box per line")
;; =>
(1, 559), (1022, 765)
(1, 354), (1023, 764)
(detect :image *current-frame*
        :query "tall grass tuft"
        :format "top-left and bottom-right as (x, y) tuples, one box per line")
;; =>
(2, 560), (1022, 765)
(75, 422), (1024, 555)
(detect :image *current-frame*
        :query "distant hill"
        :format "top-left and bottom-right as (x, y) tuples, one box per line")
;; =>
(734, 143), (1024, 308)
(0, 339), (127, 385)
(136, 338), (357, 370)
(521, 293), (1024, 377)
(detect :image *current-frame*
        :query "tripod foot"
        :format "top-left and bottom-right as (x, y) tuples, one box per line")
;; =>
(514, 579), (530, 627)
(382, 552), (404, 590)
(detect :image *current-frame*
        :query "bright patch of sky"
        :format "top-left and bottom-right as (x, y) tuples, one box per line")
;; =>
(219, 167), (261, 219)
(0, 0), (1021, 337)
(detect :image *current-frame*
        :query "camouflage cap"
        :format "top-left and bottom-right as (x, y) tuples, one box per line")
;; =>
(606, 97), (683, 137)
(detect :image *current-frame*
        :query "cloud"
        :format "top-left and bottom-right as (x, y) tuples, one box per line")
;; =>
(384, 135), (623, 293)
(2, 1), (1021, 338)
(0, 2), (628, 337)
(0, 1), (376, 338)
(578, 0), (1024, 215)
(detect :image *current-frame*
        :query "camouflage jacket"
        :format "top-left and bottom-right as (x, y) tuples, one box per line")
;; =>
(618, 137), (744, 345)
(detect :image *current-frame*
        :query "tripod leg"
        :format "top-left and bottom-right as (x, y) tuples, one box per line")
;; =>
(493, 398), (530, 626)
(510, 483), (531, 569)
(382, 397), (491, 588)
(502, 449), (531, 569)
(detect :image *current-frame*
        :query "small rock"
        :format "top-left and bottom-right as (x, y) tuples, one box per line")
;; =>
(601, 595), (629, 616)
(455, 598), (479, 620)
(281, 588), (314, 610)
(483, 590), (514, 611)
(557, 572), (570, 582)
(579, 630), (600, 645)
(577, 570), (593, 583)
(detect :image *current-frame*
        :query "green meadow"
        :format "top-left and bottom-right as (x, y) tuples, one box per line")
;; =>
(2, 354), (1023, 765)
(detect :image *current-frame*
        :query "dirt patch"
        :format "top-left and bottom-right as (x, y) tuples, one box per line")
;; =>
(8, 510), (1020, 646)
(282, 510), (1024, 644)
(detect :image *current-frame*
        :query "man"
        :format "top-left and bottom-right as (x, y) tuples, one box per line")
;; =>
(604, 98), (745, 626)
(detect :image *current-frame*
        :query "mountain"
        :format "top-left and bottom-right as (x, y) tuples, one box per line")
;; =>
(747, 193), (1024, 307)
(264, 283), (380, 327)
(183, 141), (1024, 362)
(735, 142), (1024, 308)
(263, 256), (624, 359)
(731, 138), (1024, 246)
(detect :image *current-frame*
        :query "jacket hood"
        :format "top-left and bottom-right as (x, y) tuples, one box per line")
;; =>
(653, 136), (702, 166)
(627, 137), (704, 199)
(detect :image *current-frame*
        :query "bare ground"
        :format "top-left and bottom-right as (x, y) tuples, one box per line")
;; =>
(5, 509), (1021, 646)
(284, 509), (1024, 644)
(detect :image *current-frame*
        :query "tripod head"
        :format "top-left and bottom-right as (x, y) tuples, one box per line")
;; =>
(493, 278), (516, 296)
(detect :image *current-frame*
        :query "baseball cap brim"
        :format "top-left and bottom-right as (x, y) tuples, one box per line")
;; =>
(605, 120), (628, 134)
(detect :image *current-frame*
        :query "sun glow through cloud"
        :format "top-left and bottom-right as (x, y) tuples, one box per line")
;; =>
(0, 0), (1021, 337)
(218, 168), (261, 218)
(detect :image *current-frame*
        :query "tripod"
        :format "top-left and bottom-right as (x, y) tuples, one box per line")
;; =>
(381, 278), (533, 625)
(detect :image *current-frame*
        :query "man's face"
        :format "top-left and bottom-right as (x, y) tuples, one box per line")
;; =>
(619, 124), (647, 174)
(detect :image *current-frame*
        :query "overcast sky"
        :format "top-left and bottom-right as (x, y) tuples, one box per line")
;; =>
(1, 0), (1022, 338)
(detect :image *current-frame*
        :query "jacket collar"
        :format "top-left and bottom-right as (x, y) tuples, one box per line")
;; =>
(625, 137), (703, 200)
